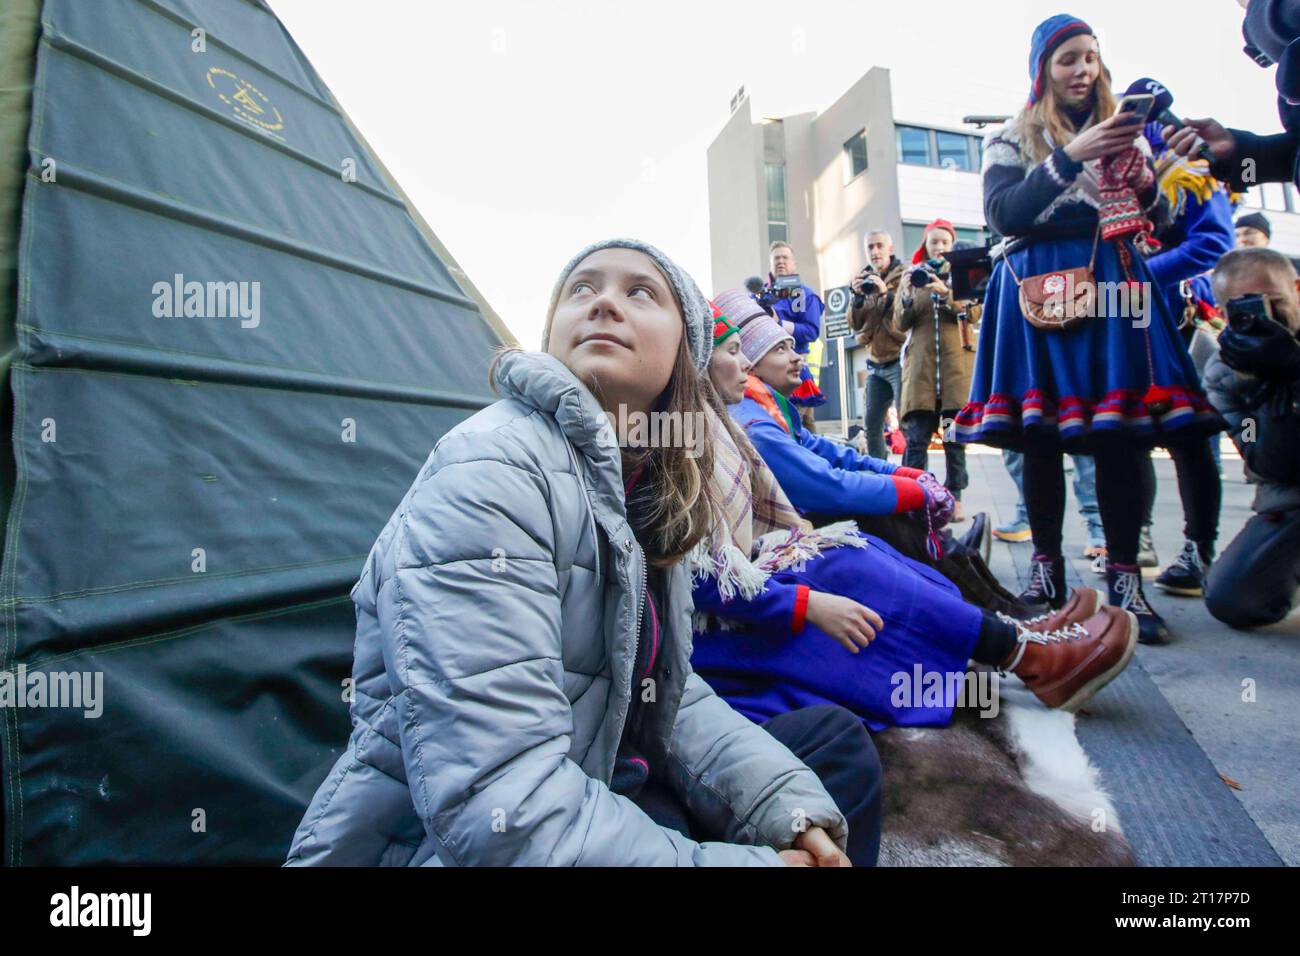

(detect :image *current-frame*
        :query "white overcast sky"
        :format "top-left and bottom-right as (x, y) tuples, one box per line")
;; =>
(270, 0), (1282, 349)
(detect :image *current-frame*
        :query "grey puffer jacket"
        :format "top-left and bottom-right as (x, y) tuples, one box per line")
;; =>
(286, 350), (846, 866)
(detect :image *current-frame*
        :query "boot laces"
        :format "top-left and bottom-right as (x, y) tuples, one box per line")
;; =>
(1113, 569), (1153, 616)
(1025, 558), (1057, 601)
(995, 612), (1088, 672)
(1173, 540), (1205, 575)
(1032, 621), (1090, 644)
(1001, 613), (1088, 646)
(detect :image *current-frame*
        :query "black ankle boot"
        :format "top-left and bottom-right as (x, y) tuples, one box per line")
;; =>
(1108, 561), (1170, 644)
(1018, 553), (1067, 611)
(939, 547), (1033, 617)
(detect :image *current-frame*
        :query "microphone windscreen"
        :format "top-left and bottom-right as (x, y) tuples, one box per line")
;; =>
(1125, 77), (1175, 115)
(744, 276), (765, 295)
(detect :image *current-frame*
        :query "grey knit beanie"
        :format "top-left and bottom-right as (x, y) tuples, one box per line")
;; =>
(542, 238), (712, 372)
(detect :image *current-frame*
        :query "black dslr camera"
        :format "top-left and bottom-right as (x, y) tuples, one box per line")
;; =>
(909, 258), (948, 289)
(852, 265), (882, 304)
(1225, 294), (1272, 333)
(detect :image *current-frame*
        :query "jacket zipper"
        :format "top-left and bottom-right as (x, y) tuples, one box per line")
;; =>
(630, 542), (646, 698)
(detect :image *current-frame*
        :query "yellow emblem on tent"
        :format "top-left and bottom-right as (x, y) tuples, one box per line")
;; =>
(206, 67), (285, 138)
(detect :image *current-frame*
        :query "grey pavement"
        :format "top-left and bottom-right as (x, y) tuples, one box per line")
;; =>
(946, 444), (1298, 867)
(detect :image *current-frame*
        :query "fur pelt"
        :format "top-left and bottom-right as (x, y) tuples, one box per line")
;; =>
(874, 673), (1136, 867)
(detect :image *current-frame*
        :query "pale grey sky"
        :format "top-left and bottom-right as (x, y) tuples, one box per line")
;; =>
(271, 0), (1283, 349)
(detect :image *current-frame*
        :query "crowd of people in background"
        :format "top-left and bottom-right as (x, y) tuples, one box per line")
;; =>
(285, 3), (1300, 868)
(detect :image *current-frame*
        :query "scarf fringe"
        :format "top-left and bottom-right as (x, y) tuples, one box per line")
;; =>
(689, 538), (769, 602)
(691, 520), (866, 612)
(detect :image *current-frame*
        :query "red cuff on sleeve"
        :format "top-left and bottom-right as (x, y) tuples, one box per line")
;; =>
(894, 466), (926, 480)
(891, 476), (927, 513)
(792, 585), (811, 634)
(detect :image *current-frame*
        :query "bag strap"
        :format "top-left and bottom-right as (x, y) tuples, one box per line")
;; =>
(1002, 224), (1102, 288)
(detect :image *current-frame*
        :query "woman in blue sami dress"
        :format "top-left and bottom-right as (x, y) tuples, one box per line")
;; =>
(952, 14), (1224, 644)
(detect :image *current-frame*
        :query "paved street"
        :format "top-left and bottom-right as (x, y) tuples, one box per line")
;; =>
(951, 444), (1298, 866)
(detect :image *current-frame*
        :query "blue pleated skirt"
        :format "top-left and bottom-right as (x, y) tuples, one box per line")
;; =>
(690, 534), (982, 731)
(953, 236), (1224, 452)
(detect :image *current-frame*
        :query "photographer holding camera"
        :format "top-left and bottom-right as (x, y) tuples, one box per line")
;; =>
(1203, 247), (1300, 629)
(893, 219), (977, 522)
(849, 230), (908, 459)
(1166, 1), (1300, 195)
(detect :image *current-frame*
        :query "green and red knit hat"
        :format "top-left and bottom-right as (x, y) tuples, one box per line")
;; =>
(711, 300), (740, 348)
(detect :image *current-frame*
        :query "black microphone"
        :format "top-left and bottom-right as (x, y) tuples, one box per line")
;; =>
(744, 275), (765, 296)
(1125, 77), (1213, 161)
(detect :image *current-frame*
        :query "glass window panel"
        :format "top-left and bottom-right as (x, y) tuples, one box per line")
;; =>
(936, 131), (972, 171)
(896, 126), (932, 166)
(1262, 182), (1287, 211)
(902, 222), (927, 253)
(844, 130), (869, 180)
(765, 164), (787, 223)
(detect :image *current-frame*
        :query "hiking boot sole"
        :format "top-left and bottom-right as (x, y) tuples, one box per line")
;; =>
(1154, 581), (1204, 597)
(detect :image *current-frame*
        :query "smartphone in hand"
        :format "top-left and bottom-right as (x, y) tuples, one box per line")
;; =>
(1116, 93), (1155, 123)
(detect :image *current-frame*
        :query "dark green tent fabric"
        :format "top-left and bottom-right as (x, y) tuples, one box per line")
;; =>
(1, 0), (507, 864)
(0, 0), (42, 553)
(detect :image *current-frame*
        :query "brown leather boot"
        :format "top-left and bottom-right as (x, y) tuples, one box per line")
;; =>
(1015, 586), (1107, 634)
(1002, 607), (1137, 712)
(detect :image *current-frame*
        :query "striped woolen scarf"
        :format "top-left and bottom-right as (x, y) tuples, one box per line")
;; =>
(689, 405), (865, 606)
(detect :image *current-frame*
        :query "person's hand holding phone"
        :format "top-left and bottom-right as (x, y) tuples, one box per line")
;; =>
(1164, 118), (1237, 163)
(1063, 111), (1145, 164)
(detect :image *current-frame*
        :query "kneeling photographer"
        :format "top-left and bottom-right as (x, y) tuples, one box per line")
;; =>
(1203, 247), (1300, 629)
(893, 219), (979, 522)
(849, 230), (907, 459)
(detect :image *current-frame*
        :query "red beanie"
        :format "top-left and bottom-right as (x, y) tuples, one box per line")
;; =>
(912, 219), (957, 265)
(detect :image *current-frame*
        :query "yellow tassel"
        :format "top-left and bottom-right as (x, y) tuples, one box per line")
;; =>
(1156, 152), (1218, 219)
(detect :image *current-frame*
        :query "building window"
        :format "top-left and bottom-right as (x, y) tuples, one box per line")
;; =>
(896, 126), (932, 166)
(936, 131), (973, 172)
(1263, 182), (1288, 212)
(1245, 183), (1291, 213)
(766, 164), (788, 245)
(844, 129), (869, 182)
(897, 125), (982, 171)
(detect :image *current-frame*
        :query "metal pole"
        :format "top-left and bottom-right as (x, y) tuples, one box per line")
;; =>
(838, 336), (849, 440)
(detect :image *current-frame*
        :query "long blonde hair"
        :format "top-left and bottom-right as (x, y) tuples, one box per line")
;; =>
(1016, 57), (1117, 165)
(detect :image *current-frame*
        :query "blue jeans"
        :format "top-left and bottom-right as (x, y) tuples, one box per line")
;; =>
(1002, 449), (1103, 544)
(862, 358), (902, 460)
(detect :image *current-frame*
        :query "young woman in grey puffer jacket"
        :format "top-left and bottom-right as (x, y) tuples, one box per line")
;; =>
(286, 238), (882, 866)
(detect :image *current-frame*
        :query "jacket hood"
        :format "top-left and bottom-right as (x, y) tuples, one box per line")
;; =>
(492, 349), (627, 521)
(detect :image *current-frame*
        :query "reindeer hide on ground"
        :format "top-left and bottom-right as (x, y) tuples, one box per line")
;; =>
(874, 676), (1136, 866)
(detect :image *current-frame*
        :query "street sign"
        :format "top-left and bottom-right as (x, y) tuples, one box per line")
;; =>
(820, 285), (854, 437)
(823, 285), (853, 340)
